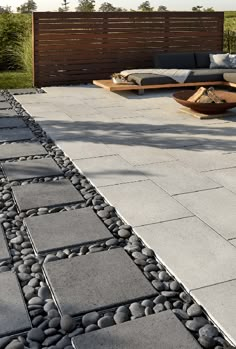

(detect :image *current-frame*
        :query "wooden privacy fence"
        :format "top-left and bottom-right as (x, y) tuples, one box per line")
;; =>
(33, 12), (224, 86)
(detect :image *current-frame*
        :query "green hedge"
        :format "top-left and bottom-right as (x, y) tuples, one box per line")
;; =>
(0, 14), (31, 70)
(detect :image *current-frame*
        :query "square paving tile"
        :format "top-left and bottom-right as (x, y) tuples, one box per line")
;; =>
(206, 167), (236, 194)
(138, 161), (221, 195)
(72, 311), (201, 349)
(0, 142), (47, 161)
(0, 109), (18, 117)
(25, 208), (112, 254)
(135, 217), (236, 291)
(43, 248), (157, 316)
(0, 117), (26, 129)
(2, 158), (63, 181)
(0, 128), (34, 143)
(12, 179), (83, 211)
(0, 96), (6, 102)
(74, 155), (147, 187)
(0, 101), (12, 109)
(9, 88), (38, 95)
(99, 180), (191, 227)
(0, 272), (31, 336)
(176, 188), (236, 240)
(191, 280), (236, 346)
(0, 225), (10, 262)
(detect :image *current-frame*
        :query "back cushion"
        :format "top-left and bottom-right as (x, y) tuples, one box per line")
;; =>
(153, 52), (196, 69)
(195, 52), (210, 68)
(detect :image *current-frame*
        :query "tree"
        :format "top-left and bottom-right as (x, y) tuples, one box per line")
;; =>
(76, 0), (95, 12)
(0, 5), (12, 13)
(17, 0), (37, 13)
(58, 0), (70, 11)
(158, 5), (168, 11)
(99, 2), (116, 11)
(192, 5), (203, 11)
(192, 5), (214, 12)
(203, 7), (214, 12)
(138, 1), (154, 12)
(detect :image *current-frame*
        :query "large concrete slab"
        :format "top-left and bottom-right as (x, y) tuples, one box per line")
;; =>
(0, 128), (34, 143)
(206, 167), (236, 194)
(0, 142), (47, 160)
(191, 280), (236, 346)
(43, 248), (157, 316)
(139, 161), (221, 195)
(176, 188), (236, 240)
(0, 101), (12, 109)
(72, 311), (202, 349)
(0, 272), (31, 336)
(135, 217), (236, 291)
(12, 179), (83, 211)
(0, 117), (26, 129)
(2, 158), (62, 181)
(99, 180), (191, 227)
(231, 239), (236, 248)
(56, 139), (115, 161)
(74, 155), (147, 187)
(168, 147), (236, 172)
(0, 225), (10, 262)
(25, 208), (112, 254)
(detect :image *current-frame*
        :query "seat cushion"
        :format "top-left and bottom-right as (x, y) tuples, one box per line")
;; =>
(186, 69), (236, 83)
(224, 72), (236, 83)
(127, 73), (176, 86)
(153, 52), (196, 69)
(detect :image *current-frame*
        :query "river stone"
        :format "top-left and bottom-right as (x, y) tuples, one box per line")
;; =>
(12, 179), (83, 211)
(5, 340), (24, 349)
(185, 317), (209, 331)
(27, 328), (45, 343)
(72, 311), (202, 349)
(82, 312), (100, 327)
(25, 208), (112, 254)
(60, 315), (75, 332)
(0, 272), (31, 336)
(114, 311), (129, 324)
(44, 248), (157, 316)
(97, 316), (115, 328)
(187, 303), (203, 317)
(199, 324), (219, 338)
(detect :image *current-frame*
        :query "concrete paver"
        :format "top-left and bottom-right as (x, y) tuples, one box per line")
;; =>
(0, 128), (34, 142)
(44, 248), (157, 316)
(74, 155), (147, 187)
(135, 217), (236, 291)
(206, 167), (236, 194)
(0, 101), (12, 109)
(99, 180), (192, 227)
(72, 311), (202, 349)
(0, 272), (31, 336)
(12, 179), (83, 211)
(0, 109), (18, 117)
(191, 280), (236, 346)
(25, 208), (112, 254)
(0, 117), (26, 129)
(0, 225), (10, 262)
(176, 187), (236, 240)
(0, 142), (47, 161)
(230, 239), (236, 247)
(2, 158), (62, 181)
(138, 161), (220, 195)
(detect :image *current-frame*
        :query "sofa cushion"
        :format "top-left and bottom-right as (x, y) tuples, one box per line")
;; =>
(229, 54), (236, 68)
(223, 72), (236, 83)
(127, 73), (175, 86)
(186, 69), (236, 83)
(154, 52), (196, 69)
(209, 53), (230, 68)
(194, 52), (210, 68)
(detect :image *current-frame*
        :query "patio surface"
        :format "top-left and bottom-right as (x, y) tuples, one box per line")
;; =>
(15, 85), (236, 346)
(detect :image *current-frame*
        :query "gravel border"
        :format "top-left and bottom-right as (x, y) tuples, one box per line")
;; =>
(0, 89), (232, 349)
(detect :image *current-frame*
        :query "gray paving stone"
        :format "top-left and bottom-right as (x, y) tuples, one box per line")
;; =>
(191, 280), (236, 346)
(135, 217), (236, 291)
(12, 179), (83, 211)
(2, 158), (63, 181)
(0, 142), (47, 160)
(72, 310), (202, 349)
(0, 128), (34, 142)
(0, 271), (31, 336)
(0, 225), (11, 262)
(0, 117), (26, 129)
(0, 101), (12, 109)
(176, 187), (236, 240)
(0, 109), (18, 117)
(0, 96), (6, 102)
(25, 208), (112, 254)
(206, 167), (236, 194)
(231, 239), (236, 248)
(44, 248), (157, 316)
(9, 88), (38, 95)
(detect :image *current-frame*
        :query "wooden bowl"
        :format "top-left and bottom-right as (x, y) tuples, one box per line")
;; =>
(173, 90), (236, 114)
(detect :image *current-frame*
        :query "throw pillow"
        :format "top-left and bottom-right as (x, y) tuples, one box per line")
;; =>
(209, 53), (230, 68)
(229, 54), (236, 68)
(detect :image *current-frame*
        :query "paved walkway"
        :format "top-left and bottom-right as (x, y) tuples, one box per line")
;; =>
(16, 86), (236, 346)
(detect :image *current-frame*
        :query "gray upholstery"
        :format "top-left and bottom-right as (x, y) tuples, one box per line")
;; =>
(224, 73), (236, 83)
(153, 52), (196, 69)
(194, 52), (210, 69)
(127, 69), (236, 86)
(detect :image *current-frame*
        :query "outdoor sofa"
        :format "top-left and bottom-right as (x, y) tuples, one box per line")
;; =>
(93, 52), (236, 94)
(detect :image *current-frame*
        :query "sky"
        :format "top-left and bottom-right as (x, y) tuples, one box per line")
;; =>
(1, 0), (235, 11)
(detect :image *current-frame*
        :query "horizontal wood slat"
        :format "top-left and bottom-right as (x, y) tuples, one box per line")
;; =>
(33, 12), (224, 87)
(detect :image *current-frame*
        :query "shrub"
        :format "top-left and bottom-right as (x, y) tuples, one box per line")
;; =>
(0, 13), (31, 70)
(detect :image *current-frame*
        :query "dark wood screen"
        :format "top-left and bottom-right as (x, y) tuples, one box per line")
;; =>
(33, 12), (224, 86)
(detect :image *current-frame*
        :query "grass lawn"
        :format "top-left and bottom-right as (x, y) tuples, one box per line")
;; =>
(0, 71), (33, 89)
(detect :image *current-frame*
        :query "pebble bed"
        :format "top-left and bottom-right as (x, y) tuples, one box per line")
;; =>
(0, 89), (232, 349)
